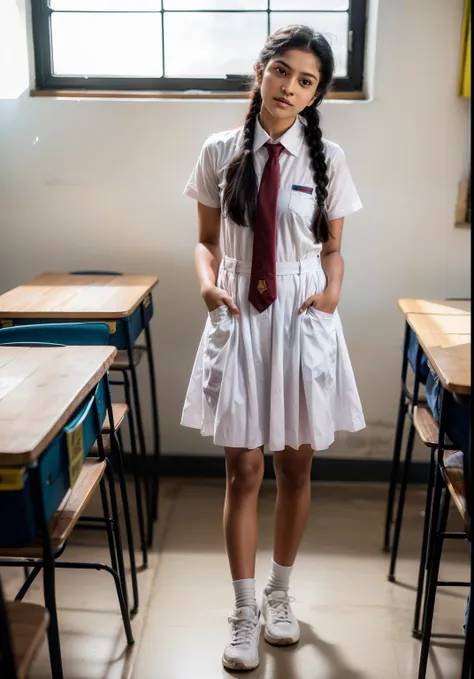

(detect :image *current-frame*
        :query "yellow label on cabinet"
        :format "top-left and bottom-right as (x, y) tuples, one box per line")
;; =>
(67, 426), (84, 489)
(0, 468), (24, 491)
(107, 322), (116, 335)
(0, 320), (13, 328)
(143, 294), (151, 308)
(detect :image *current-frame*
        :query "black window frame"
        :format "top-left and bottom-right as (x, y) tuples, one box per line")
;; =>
(32, 1), (367, 94)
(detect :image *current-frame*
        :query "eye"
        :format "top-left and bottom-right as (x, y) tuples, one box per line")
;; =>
(300, 79), (312, 88)
(276, 66), (287, 76)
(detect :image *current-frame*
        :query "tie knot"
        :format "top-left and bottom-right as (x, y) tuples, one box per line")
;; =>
(266, 142), (284, 159)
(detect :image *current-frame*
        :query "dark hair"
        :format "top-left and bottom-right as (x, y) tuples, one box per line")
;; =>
(222, 25), (335, 243)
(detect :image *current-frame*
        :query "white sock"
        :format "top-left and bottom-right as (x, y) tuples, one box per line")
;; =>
(265, 560), (293, 593)
(232, 578), (257, 611)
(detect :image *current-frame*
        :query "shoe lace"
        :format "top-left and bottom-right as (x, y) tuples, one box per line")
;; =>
(228, 615), (257, 646)
(267, 595), (295, 623)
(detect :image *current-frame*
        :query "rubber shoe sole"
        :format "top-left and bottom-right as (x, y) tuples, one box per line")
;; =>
(264, 627), (300, 647)
(222, 655), (260, 671)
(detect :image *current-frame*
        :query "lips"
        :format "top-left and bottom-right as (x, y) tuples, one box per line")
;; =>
(274, 97), (292, 107)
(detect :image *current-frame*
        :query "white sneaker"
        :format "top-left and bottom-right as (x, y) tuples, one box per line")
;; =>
(222, 606), (261, 671)
(261, 589), (300, 646)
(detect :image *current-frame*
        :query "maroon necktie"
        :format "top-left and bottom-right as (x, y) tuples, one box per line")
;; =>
(248, 142), (284, 313)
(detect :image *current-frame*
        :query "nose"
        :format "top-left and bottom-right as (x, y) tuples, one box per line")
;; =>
(282, 77), (296, 97)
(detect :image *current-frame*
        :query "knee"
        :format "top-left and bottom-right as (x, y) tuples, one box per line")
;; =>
(227, 453), (264, 495)
(275, 458), (311, 491)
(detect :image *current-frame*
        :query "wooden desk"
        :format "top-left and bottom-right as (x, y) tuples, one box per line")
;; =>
(0, 345), (116, 465)
(398, 298), (470, 317)
(406, 314), (471, 336)
(0, 343), (133, 674)
(0, 273), (159, 320)
(0, 272), (161, 549)
(407, 314), (471, 395)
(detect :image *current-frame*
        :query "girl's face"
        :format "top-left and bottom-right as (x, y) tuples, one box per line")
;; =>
(256, 48), (321, 120)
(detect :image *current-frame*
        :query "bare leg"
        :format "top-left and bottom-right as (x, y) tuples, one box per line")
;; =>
(224, 446), (264, 580)
(222, 448), (263, 670)
(273, 444), (314, 567)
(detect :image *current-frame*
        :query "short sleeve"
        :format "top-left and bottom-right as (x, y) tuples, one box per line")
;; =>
(183, 134), (221, 209)
(325, 143), (363, 221)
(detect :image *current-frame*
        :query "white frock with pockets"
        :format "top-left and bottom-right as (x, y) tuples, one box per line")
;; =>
(181, 116), (366, 452)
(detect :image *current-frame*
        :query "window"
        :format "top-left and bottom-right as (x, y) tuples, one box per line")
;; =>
(32, 1), (367, 94)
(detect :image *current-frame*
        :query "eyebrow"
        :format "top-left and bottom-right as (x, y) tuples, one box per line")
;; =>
(274, 59), (319, 81)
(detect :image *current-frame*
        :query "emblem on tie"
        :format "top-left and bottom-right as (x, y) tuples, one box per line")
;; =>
(257, 280), (268, 294)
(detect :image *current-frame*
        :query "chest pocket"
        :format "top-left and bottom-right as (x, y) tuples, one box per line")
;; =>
(288, 187), (316, 221)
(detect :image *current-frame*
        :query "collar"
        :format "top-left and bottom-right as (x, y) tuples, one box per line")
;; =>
(252, 116), (305, 157)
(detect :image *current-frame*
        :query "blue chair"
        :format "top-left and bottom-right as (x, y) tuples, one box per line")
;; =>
(0, 323), (141, 615)
(0, 321), (110, 346)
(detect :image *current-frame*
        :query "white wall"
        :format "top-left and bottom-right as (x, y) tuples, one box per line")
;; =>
(0, 0), (470, 460)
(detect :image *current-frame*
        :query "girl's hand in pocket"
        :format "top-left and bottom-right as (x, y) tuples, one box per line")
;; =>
(298, 290), (340, 315)
(201, 284), (240, 317)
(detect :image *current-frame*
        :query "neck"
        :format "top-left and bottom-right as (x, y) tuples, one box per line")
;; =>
(259, 105), (297, 141)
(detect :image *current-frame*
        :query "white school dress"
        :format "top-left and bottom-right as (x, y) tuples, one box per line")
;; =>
(181, 116), (365, 452)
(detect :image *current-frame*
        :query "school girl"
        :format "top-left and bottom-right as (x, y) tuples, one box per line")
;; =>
(181, 24), (365, 671)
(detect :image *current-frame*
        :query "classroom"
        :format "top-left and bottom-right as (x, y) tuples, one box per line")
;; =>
(0, 1), (471, 678)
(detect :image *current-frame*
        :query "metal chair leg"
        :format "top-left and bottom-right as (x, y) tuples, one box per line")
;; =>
(99, 478), (118, 576)
(389, 422), (416, 582)
(126, 331), (151, 538)
(110, 432), (139, 615)
(424, 463), (444, 586)
(384, 392), (408, 552)
(144, 323), (161, 533)
(418, 487), (450, 679)
(16, 566), (42, 602)
(123, 371), (148, 568)
(38, 475), (64, 679)
(99, 478), (135, 645)
(104, 458), (130, 612)
(117, 428), (124, 455)
(413, 448), (436, 637)
(461, 546), (473, 679)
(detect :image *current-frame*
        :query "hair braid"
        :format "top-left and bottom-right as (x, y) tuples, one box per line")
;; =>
(301, 104), (331, 243)
(222, 88), (262, 229)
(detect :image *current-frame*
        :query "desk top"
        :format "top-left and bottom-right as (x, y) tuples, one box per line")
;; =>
(0, 273), (159, 320)
(0, 345), (116, 465)
(407, 314), (471, 395)
(398, 299), (471, 317)
(407, 314), (471, 335)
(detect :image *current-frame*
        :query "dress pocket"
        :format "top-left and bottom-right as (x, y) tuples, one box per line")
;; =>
(301, 306), (337, 390)
(203, 305), (234, 411)
(288, 189), (316, 220)
(208, 304), (228, 320)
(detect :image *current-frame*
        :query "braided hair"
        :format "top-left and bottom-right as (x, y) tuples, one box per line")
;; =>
(300, 102), (331, 242)
(222, 25), (334, 243)
(222, 88), (262, 229)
